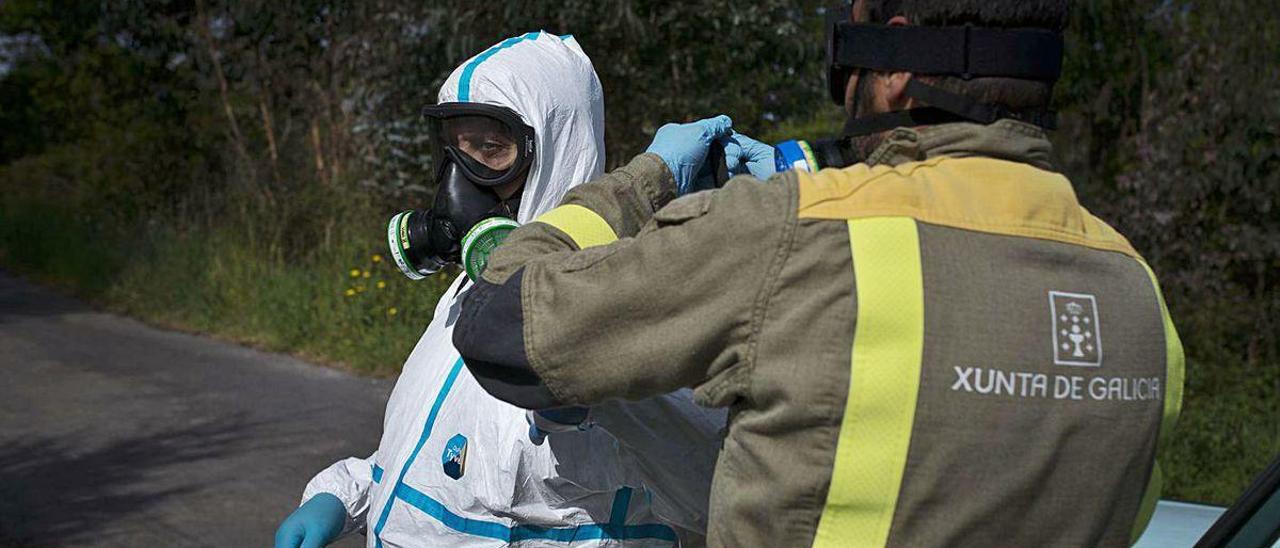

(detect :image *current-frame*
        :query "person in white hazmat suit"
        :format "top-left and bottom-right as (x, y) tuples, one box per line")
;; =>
(273, 32), (725, 548)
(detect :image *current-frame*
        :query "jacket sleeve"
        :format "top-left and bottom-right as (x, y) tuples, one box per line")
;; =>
(300, 454), (376, 537)
(453, 153), (797, 409)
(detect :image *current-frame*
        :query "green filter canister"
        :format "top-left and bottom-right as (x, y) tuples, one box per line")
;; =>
(460, 217), (520, 282)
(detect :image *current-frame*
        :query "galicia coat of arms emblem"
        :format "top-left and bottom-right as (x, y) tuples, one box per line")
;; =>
(1049, 291), (1102, 367)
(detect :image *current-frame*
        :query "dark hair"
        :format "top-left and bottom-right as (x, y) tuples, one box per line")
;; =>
(865, 0), (1071, 111)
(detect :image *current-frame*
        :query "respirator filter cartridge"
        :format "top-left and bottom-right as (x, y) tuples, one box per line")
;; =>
(460, 217), (520, 282)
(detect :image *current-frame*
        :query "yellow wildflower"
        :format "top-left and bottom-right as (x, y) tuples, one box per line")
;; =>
(372, 254), (383, 263)
(362, 270), (371, 278)
(349, 268), (360, 278)
(377, 281), (387, 289)
(356, 285), (366, 293)
(344, 288), (356, 297)
(388, 307), (398, 316)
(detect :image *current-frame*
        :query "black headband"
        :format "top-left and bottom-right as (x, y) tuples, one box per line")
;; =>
(829, 23), (1064, 81)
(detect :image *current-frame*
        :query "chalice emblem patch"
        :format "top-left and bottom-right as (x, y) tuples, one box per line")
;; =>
(1049, 291), (1102, 367)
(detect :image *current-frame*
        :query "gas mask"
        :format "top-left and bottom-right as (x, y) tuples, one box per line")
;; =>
(388, 103), (535, 281)
(775, 5), (1064, 172)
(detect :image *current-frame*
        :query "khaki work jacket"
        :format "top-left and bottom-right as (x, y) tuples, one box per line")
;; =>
(453, 120), (1185, 548)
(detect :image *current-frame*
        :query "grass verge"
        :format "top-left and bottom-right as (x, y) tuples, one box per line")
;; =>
(0, 196), (452, 376)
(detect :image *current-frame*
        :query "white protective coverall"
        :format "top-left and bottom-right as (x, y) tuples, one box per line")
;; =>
(301, 32), (725, 548)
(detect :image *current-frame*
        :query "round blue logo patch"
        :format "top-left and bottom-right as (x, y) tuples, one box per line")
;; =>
(442, 433), (468, 480)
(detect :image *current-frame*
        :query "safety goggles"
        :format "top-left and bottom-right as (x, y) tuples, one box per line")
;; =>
(422, 102), (536, 188)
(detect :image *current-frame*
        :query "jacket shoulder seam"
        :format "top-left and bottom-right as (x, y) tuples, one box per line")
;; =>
(744, 173), (802, 400)
(796, 157), (1139, 257)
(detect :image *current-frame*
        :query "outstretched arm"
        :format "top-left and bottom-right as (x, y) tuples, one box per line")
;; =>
(453, 152), (796, 410)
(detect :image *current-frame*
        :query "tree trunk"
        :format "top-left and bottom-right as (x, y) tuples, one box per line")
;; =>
(194, 0), (271, 207)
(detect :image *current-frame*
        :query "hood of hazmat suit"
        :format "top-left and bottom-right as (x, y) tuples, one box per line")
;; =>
(299, 32), (725, 548)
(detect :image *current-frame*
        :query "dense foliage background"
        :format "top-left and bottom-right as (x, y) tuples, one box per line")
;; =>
(0, 0), (1276, 505)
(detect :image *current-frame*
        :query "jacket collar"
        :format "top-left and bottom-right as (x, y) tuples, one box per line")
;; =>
(864, 119), (1057, 172)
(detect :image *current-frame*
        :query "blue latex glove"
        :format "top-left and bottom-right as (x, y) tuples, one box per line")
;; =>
(645, 115), (734, 195)
(723, 132), (778, 180)
(274, 493), (347, 548)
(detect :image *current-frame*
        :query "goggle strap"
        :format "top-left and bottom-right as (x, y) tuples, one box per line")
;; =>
(903, 79), (1058, 129)
(841, 106), (969, 138)
(841, 79), (1057, 139)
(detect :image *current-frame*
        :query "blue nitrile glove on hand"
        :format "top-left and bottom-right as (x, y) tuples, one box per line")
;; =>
(526, 406), (592, 445)
(723, 132), (778, 180)
(645, 115), (734, 195)
(274, 493), (347, 548)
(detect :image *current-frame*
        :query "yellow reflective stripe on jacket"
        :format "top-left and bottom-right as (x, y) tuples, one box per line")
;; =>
(813, 217), (925, 548)
(534, 204), (619, 248)
(1132, 463), (1164, 545)
(1130, 261), (1186, 543)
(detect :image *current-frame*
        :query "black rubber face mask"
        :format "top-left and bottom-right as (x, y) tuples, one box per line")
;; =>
(387, 160), (523, 280)
(388, 102), (536, 280)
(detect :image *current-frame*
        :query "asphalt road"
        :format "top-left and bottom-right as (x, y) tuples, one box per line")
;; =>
(0, 271), (394, 547)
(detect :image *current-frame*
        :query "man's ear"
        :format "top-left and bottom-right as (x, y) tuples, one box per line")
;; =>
(884, 14), (914, 110)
